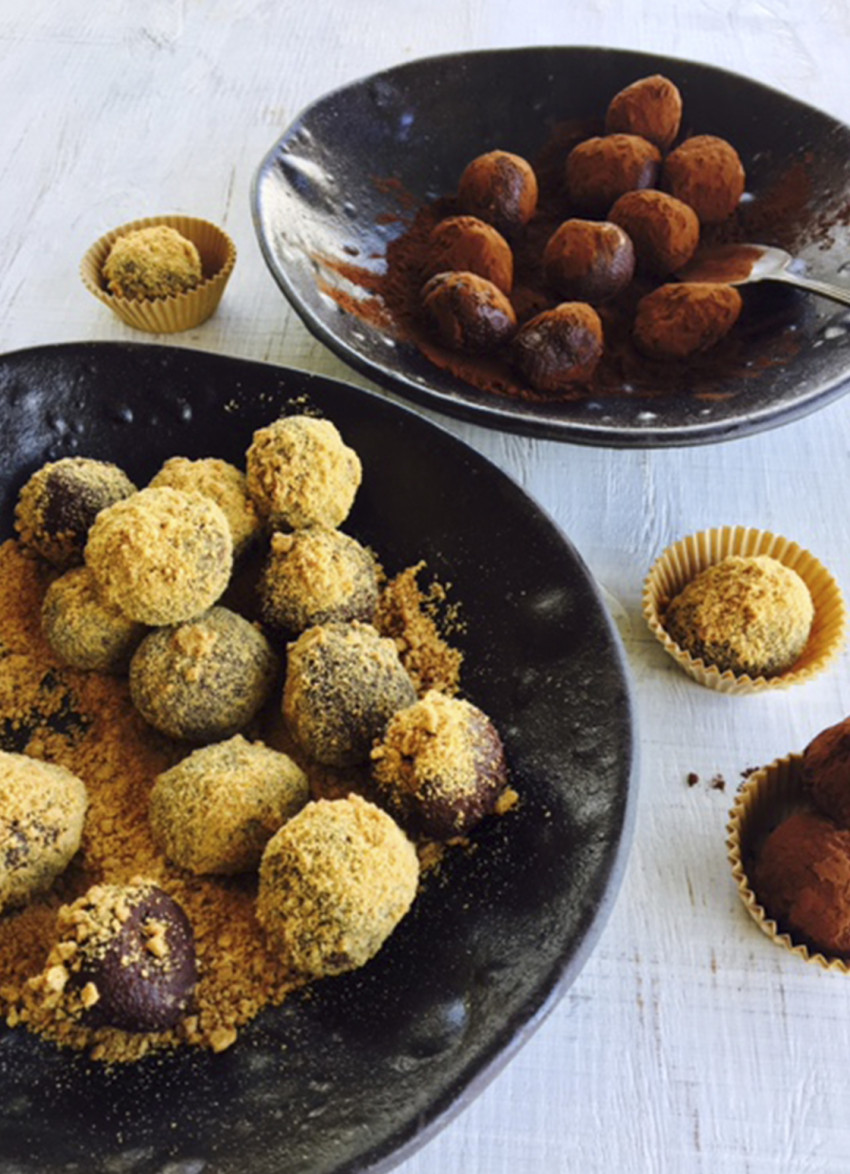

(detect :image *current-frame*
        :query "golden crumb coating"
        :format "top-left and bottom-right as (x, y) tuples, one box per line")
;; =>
(102, 226), (203, 300)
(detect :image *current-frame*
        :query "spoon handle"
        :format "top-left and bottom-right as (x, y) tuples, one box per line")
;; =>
(773, 269), (850, 308)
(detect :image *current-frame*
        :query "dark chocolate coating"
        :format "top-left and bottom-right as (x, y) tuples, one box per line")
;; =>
(511, 303), (603, 392)
(420, 271), (517, 354)
(543, 219), (635, 304)
(456, 150), (538, 236)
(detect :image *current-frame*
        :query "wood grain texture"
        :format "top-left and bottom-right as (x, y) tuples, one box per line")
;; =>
(2, 1), (850, 1171)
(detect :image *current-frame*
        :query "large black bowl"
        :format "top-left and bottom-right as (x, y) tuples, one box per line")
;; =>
(253, 45), (850, 446)
(0, 342), (636, 1174)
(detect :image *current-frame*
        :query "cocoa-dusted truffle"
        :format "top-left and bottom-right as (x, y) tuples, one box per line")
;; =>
(259, 525), (379, 638)
(245, 415), (362, 532)
(129, 606), (279, 743)
(802, 716), (850, 826)
(609, 189), (699, 275)
(15, 457), (136, 570)
(663, 134), (746, 224)
(33, 880), (197, 1032)
(753, 811), (850, 957)
(423, 215), (514, 293)
(421, 271), (517, 353)
(85, 486), (233, 626)
(149, 456), (260, 560)
(543, 219), (635, 304)
(371, 690), (508, 840)
(633, 282), (742, 359)
(663, 555), (814, 678)
(257, 795), (419, 978)
(0, 751), (87, 913)
(456, 150), (539, 236)
(41, 566), (147, 673)
(564, 134), (661, 215)
(150, 735), (309, 875)
(283, 621), (417, 767)
(605, 74), (683, 151)
(511, 302), (603, 393)
(102, 225), (202, 301)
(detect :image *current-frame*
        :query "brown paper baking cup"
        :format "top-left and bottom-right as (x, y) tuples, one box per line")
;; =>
(81, 215), (236, 333)
(727, 754), (850, 972)
(642, 525), (846, 694)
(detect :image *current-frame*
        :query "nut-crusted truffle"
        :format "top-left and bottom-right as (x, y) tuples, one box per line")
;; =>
(456, 150), (539, 236)
(421, 270), (517, 353)
(41, 566), (147, 674)
(102, 225), (203, 301)
(511, 302), (604, 392)
(149, 456), (261, 560)
(609, 189), (699, 275)
(605, 74), (683, 151)
(663, 135), (746, 224)
(543, 219), (635, 304)
(564, 134), (661, 215)
(423, 215), (514, 293)
(633, 282), (742, 359)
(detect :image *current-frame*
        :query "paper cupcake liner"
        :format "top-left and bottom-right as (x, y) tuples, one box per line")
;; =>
(642, 525), (846, 694)
(81, 215), (236, 333)
(727, 754), (850, 973)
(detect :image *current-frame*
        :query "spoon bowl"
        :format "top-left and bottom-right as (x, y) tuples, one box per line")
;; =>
(679, 243), (850, 307)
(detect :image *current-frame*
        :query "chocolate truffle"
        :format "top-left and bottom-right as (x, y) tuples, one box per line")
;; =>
(609, 189), (699, 275)
(421, 271), (517, 353)
(605, 74), (683, 151)
(753, 811), (850, 957)
(456, 150), (539, 236)
(283, 621), (417, 767)
(663, 135), (746, 224)
(802, 716), (850, 826)
(371, 690), (508, 840)
(41, 566), (147, 673)
(245, 415), (362, 532)
(85, 486), (233, 626)
(15, 457), (137, 570)
(543, 218), (635, 303)
(149, 456), (261, 560)
(633, 282), (742, 359)
(423, 215), (514, 293)
(102, 225), (203, 300)
(259, 526), (379, 638)
(150, 735), (309, 875)
(40, 880), (197, 1032)
(663, 555), (814, 678)
(129, 606), (279, 743)
(257, 795), (419, 977)
(0, 751), (87, 912)
(511, 302), (604, 392)
(564, 134), (661, 215)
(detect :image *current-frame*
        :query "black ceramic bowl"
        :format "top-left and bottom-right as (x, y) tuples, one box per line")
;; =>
(0, 342), (636, 1174)
(253, 45), (850, 447)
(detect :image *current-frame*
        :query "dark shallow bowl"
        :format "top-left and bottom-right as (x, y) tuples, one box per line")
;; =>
(0, 342), (636, 1174)
(253, 45), (850, 447)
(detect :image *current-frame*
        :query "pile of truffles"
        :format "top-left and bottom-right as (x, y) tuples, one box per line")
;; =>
(414, 73), (747, 390)
(3, 413), (512, 1057)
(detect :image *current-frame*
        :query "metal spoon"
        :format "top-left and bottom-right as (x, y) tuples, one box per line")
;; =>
(677, 243), (850, 308)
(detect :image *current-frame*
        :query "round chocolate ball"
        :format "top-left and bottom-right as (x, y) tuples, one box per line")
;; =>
(149, 456), (261, 560)
(41, 566), (147, 673)
(605, 74), (683, 151)
(564, 133), (661, 215)
(609, 189), (699, 275)
(456, 150), (538, 236)
(421, 270), (517, 353)
(511, 302), (604, 393)
(633, 282), (743, 359)
(802, 716), (850, 826)
(423, 215), (514, 293)
(543, 219), (635, 303)
(662, 134), (746, 224)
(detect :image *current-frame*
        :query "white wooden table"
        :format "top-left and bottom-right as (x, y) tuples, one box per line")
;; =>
(3, 2), (850, 1171)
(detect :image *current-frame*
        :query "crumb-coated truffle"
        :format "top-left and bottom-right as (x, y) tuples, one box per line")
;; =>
(564, 134), (661, 215)
(129, 606), (279, 743)
(543, 219), (635, 304)
(421, 270), (517, 353)
(605, 74), (683, 151)
(85, 486), (233, 626)
(15, 457), (137, 570)
(150, 735), (309, 875)
(663, 135), (746, 224)
(0, 751), (87, 912)
(149, 456), (260, 560)
(283, 621), (417, 767)
(609, 189), (699, 275)
(511, 302), (603, 392)
(663, 555), (814, 678)
(257, 795), (419, 977)
(259, 526), (379, 638)
(633, 282), (742, 359)
(245, 415), (362, 532)
(41, 566), (147, 673)
(102, 225), (203, 301)
(456, 150), (539, 236)
(753, 811), (850, 957)
(371, 690), (508, 840)
(802, 716), (850, 826)
(35, 880), (197, 1032)
(423, 215), (514, 293)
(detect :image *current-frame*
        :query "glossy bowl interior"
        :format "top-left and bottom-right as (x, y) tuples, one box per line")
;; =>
(253, 45), (850, 446)
(0, 342), (636, 1174)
